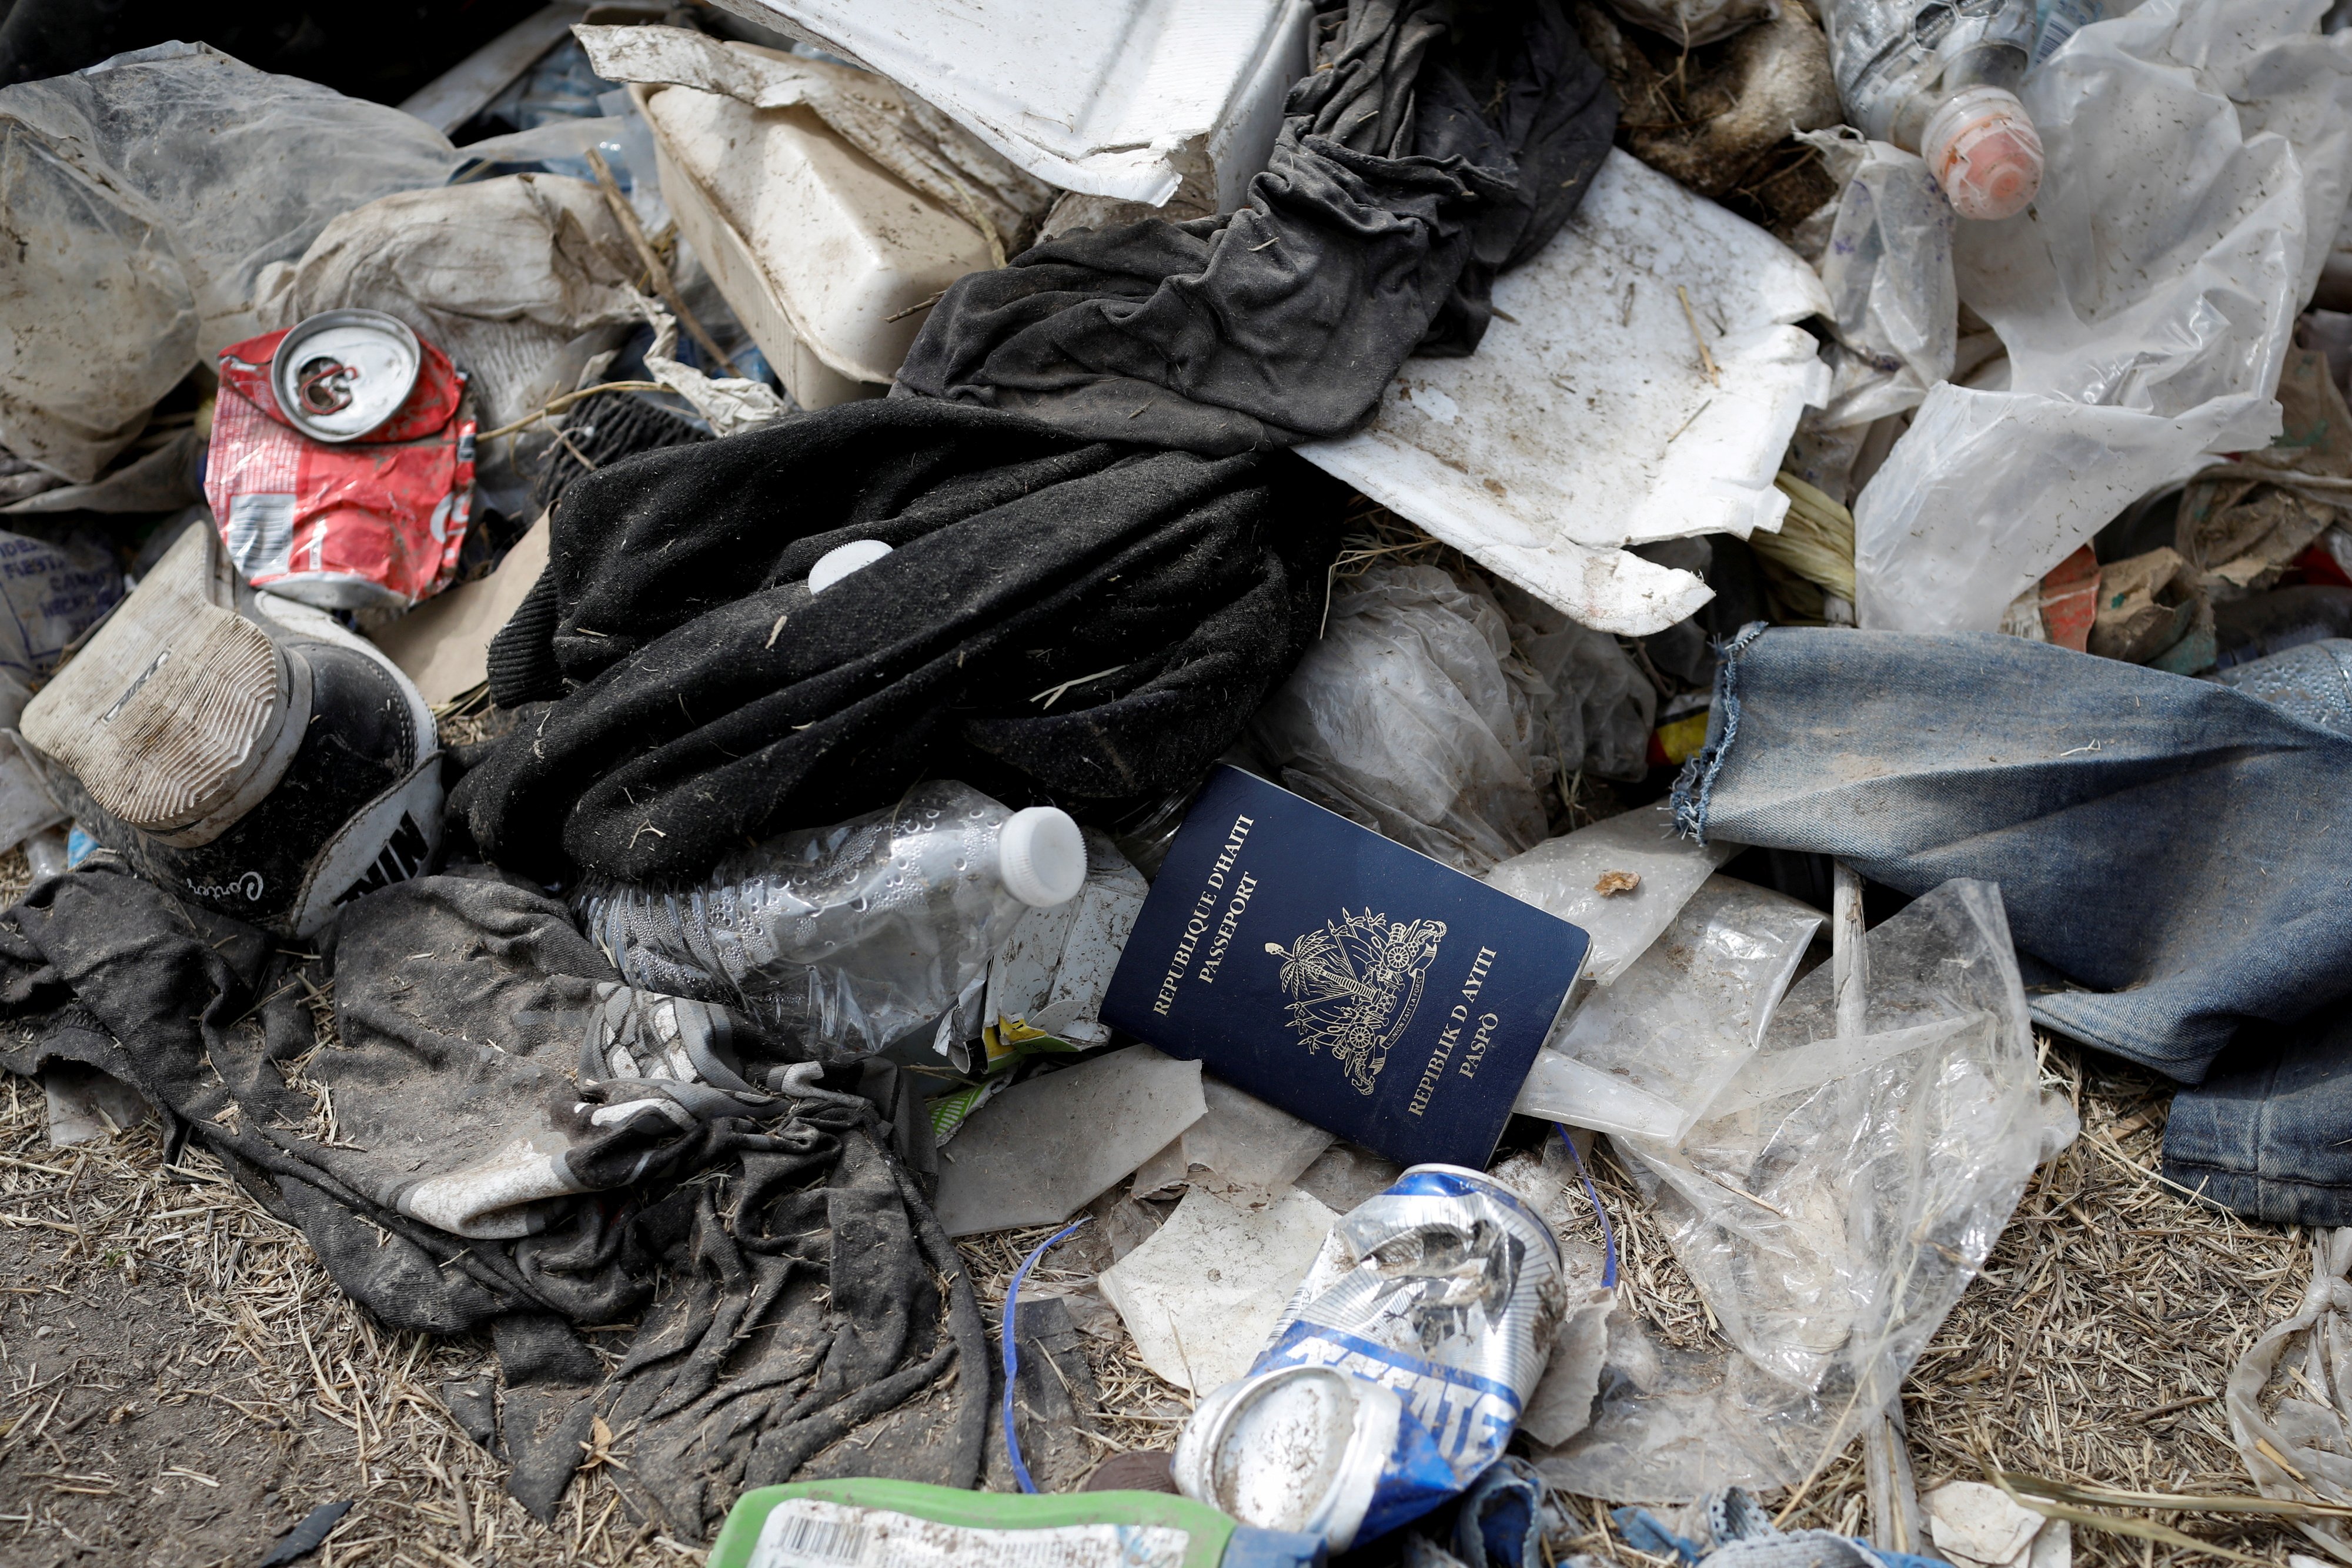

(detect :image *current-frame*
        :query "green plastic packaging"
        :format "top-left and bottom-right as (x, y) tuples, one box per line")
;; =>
(709, 1478), (1325, 1568)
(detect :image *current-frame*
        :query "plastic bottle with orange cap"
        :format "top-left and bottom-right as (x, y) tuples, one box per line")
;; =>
(1818, 0), (2048, 222)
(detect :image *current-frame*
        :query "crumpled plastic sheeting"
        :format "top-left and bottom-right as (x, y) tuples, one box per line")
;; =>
(1485, 803), (1733, 988)
(253, 173), (644, 434)
(1496, 580), (1660, 783)
(576, 25), (1053, 266)
(2227, 1226), (2352, 1560)
(1250, 562), (1554, 874)
(1855, 1), (2352, 634)
(1535, 881), (2069, 1502)
(0, 42), (455, 483)
(1798, 130), (1956, 430)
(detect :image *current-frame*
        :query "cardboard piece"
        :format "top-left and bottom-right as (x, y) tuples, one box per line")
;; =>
(368, 516), (548, 706)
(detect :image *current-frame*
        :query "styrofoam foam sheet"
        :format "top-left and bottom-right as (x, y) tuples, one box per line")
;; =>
(710, 0), (1312, 207)
(1299, 151), (1833, 636)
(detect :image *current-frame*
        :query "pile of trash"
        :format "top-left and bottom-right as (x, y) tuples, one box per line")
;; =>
(3, 0), (2352, 1562)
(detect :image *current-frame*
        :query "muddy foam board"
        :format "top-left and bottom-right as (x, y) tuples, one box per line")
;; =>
(1130, 1074), (1335, 1199)
(1299, 149), (1832, 636)
(1098, 1183), (1336, 1393)
(933, 1045), (1204, 1237)
(712, 0), (1311, 209)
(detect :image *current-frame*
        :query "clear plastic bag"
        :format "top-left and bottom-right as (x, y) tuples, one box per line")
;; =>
(1535, 880), (2070, 1502)
(576, 781), (1070, 1062)
(1484, 804), (1735, 988)
(1855, 1), (2352, 634)
(0, 43), (455, 482)
(1515, 875), (1825, 1143)
(1250, 562), (1552, 874)
(456, 103), (671, 235)
(1494, 580), (1660, 784)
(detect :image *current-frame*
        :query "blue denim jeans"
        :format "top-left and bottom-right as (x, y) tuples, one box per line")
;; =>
(2161, 1003), (2352, 1223)
(1672, 627), (2352, 1085)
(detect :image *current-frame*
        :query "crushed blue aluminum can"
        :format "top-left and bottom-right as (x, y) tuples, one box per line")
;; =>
(1171, 1164), (1566, 1550)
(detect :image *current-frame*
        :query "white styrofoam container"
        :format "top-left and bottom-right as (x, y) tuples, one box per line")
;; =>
(635, 78), (997, 406)
(703, 0), (1314, 209)
(1299, 151), (1835, 636)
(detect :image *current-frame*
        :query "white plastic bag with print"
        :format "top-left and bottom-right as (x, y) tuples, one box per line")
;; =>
(1855, 1), (2352, 634)
(1533, 880), (2070, 1502)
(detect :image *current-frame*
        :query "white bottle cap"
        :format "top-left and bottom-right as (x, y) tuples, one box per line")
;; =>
(998, 807), (1087, 907)
(1923, 85), (2044, 222)
(807, 539), (893, 594)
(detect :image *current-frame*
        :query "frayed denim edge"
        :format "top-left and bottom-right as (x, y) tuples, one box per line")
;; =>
(1669, 620), (1768, 844)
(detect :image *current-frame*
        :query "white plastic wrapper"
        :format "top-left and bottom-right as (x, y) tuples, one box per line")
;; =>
(1535, 880), (2073, 1502)
(1484, 804), (1735, 988)
(1855, 0), (2352, 633)
(1248, 562), (1552, 874)
(0, 44), (455, 482)
(1515, 875), (1824, 1142)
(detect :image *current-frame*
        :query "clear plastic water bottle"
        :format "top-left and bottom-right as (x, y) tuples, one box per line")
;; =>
(1818, 0), (2046, 220)
(575, 781), (1087, 1062)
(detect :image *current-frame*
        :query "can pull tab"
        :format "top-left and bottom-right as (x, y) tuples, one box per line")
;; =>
(295, 355), (359, 416)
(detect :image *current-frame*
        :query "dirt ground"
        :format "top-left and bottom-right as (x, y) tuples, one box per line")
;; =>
(0, 1045), (2324, 1568)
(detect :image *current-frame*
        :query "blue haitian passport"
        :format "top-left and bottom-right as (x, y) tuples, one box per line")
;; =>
(1099, 766), (1591, 1170)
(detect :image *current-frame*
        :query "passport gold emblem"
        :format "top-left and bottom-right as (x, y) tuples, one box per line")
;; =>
(1265, 910), (1448, 1095)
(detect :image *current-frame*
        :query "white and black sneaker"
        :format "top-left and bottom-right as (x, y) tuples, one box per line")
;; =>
(22, 522), (442, 935)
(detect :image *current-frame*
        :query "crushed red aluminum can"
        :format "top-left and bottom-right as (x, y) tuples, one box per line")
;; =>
(205, 317), (475, 612)
(270, 309), (423, 443)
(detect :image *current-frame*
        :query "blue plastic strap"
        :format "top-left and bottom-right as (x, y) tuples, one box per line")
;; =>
(1556, 1124), (1618, 1290)
(1001, 1215), (1090, 1495)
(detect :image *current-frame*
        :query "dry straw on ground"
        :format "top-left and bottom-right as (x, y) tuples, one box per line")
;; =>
(0, 944), (2320, 1568)
(1538, 1041), (2317, 1568)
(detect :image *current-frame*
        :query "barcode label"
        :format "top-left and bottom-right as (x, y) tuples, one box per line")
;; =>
(749, 1501), (1192, 1568)
(756, 1504), (870, 1567)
